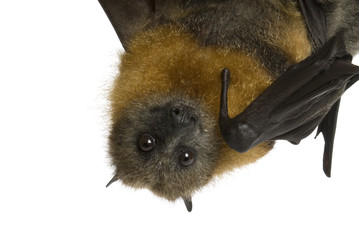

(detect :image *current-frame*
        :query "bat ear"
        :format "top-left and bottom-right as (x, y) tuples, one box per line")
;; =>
(106, 175), (118, 188)
(182, 196), (193, 212)
(98, 0), (156, 50)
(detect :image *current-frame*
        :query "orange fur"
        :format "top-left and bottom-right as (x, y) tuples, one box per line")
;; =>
(110, 4), (311, 178)
(268, 1), (312, 63)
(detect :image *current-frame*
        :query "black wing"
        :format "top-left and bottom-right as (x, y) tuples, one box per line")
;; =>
(98, 0), (156, 50)
(219, 32), (359, 177)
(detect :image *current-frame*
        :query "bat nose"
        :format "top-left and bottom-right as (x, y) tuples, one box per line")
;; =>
(170, 105), (198, 128)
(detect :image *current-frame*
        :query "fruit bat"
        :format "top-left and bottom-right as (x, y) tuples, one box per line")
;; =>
(99, 0), (359, 211)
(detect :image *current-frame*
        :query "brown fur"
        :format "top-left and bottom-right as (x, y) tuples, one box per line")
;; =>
(110, 8), (311, 179)
(267, 1), (312, 63)
(106, 0), (315, 203)
(100, 0), (359, 206)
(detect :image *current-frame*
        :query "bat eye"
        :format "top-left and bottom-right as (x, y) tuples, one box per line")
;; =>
(179, 149), (195, 166)
(138, 134), (156, 152)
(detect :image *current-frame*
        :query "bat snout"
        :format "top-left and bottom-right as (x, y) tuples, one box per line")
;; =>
(169, 105), (198, 128)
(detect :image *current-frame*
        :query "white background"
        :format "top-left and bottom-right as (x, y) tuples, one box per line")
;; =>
(1, 1), (358, 239)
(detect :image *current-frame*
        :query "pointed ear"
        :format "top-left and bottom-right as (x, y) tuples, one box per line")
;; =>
(99, 0), (155, 50)
(106, 175), (118, 188)
(182, 196), (193, 212)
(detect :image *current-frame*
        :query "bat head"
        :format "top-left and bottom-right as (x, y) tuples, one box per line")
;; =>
(108, 94), (220, 209)
(101, 0), (281, 211)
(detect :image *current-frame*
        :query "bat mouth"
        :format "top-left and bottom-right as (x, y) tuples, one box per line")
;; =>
(150, 183), (193, 212)
(148, 179), (196, 203)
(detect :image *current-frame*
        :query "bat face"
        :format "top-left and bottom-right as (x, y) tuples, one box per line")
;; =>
(109, 93), (220, 201)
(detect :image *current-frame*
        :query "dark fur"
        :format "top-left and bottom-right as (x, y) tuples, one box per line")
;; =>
(109, 94), (220, 200)
(141, 0), (359, 71)
(101, 0), (359, 206)
(145, 0), (305, 75)
(316, 0), (359, 55)
(150, 0), (294, 74)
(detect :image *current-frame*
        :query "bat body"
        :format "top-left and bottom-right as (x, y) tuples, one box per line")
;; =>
(100, 0), (359, 211)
